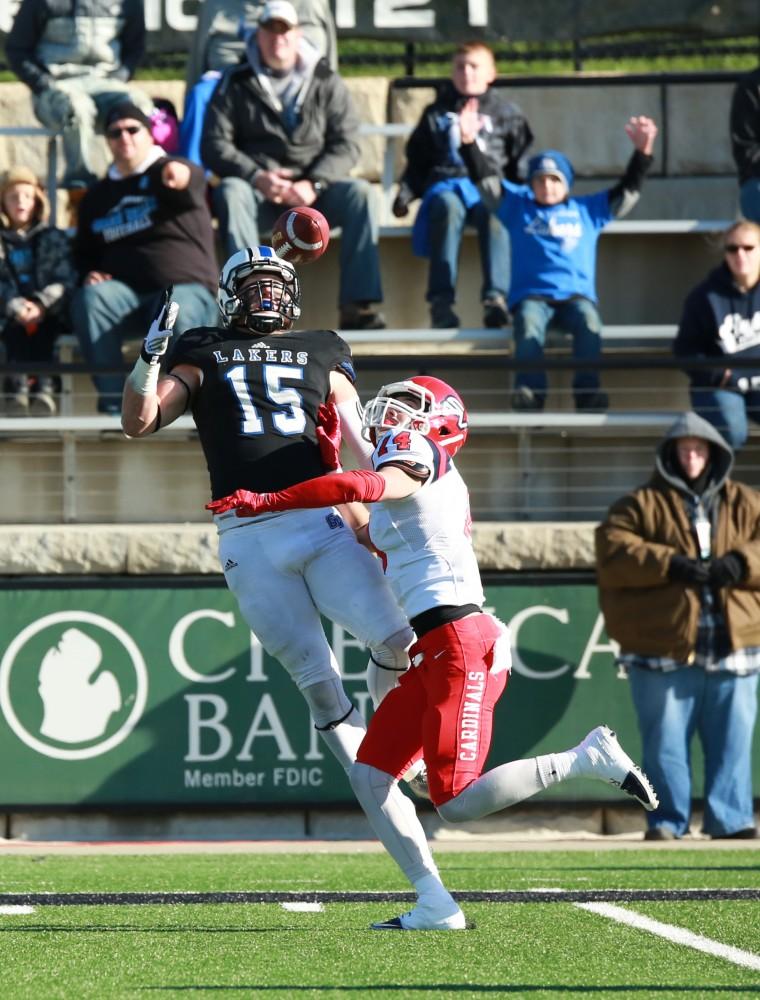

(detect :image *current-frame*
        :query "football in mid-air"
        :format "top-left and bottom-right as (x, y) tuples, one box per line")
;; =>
(271, 206), (330, 264)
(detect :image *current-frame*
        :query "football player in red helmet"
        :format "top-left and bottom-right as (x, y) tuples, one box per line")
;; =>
(361, 376), (468, 454)
(208, 375), (658, 931)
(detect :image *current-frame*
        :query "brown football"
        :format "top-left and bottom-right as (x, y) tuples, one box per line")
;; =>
(271, 206), (330, 264)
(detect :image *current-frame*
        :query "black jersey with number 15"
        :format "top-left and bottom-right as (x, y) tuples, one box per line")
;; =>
(167, 326), (356, 499)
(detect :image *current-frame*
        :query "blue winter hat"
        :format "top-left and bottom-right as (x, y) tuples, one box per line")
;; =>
(528, 150), (574, 191)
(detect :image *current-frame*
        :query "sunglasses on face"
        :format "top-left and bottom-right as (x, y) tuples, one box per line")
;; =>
(724, 243), (758, 254)
(106, 124), (143, 140)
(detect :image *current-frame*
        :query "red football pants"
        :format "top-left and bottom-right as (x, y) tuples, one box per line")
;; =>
(357, 613), (509, 806)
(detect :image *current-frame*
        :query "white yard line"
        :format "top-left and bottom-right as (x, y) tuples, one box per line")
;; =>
(0, 905), (34, 914)
(280, 902), (324, 913)
(576, 902), (760, 971)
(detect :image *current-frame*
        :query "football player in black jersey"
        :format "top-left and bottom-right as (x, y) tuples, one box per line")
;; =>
(121, 246), (414, 775)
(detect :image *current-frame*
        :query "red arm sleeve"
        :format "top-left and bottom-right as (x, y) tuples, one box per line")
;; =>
(207, 470), (387, 517)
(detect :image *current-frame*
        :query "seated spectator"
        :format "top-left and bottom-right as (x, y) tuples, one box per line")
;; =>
(186, 0), (337, 88)
(181, 0), (338, 169)
(71, 102), (219, 414)
(730, 67), (760, 223)
(0, 167), (76, 416)
(150, 99), (181, 156)
(393, 41), (532, 329)
(460, 112), (658, 412)
(201, 0), (386, 330)
(6, 0), (154, 191)
(673, 220), (760, 450)
(596, 411), (760, 841)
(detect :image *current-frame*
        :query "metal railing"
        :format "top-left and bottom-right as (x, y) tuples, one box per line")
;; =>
(2, 354), (759, 524)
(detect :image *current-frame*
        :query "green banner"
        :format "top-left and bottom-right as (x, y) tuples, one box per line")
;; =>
(0, 579), (752, 807)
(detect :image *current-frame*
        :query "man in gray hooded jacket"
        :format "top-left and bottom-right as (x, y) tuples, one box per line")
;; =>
(201, 0), (385, 331)
(596, 412), (760, 841)
(6, 0), (154, 190)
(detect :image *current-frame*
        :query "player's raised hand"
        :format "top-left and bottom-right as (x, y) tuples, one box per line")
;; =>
(144, 286), (179, 360)
(206, 489), (269, 517)
(316, 402), (342, 470)
(625, 115), (658, 155)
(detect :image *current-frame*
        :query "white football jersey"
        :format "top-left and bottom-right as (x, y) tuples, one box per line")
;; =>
(368, 427), (485, 620)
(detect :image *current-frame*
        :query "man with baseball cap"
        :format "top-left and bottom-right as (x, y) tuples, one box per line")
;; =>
(259, 0), (299, 27)
(202, 0), (387, 330)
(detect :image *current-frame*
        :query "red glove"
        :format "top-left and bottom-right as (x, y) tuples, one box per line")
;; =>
(206, 470), (387, 518)
(206, 488), (270, 517)
(316, 402), (342, 470)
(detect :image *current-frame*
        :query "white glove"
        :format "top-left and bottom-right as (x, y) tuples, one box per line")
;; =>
(143, 287), (179, 360)
(128, 288), (180, 396)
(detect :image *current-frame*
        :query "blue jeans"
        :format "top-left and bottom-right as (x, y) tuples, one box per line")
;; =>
(690, 386), (760, 450)
(425, 189), (509, 303)
(627, 664), (758, 837)
(212, 177), (383, 307)
(512, 296), (602, 406)
(739, 178), (760, 223)
(71, 279), (218, 412)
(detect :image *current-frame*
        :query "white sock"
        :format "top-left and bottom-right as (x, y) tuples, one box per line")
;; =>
(315, 706), (367, 774)
(350, 762), (444, 888)
(437, 758), (546, 823)
(536, 749), (580, 785)
(414, 872), (457, 909)
(437, 742), (590, 824)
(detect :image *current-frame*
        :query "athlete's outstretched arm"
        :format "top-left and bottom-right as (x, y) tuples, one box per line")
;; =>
(122, 364), (200, 437)
(121, 292), (200, 437)
(329, 369), (374, 469)
(206, 465), (422, 518)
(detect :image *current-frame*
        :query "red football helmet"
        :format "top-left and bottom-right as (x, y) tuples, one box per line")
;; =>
(362, 375), (469, 455)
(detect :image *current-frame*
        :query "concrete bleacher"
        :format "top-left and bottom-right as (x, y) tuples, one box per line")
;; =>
(0, 70), (753, 528)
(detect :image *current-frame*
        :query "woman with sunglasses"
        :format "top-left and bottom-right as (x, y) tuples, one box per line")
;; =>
(674, 220), (760, 449)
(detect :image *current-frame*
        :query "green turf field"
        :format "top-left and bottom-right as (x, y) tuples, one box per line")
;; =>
(1, 849), (760, 998)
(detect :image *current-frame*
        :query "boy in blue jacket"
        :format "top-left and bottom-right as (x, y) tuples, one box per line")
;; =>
(460, 110), (658, 411)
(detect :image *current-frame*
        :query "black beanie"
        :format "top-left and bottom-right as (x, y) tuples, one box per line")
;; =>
(104, 101), (153, 131)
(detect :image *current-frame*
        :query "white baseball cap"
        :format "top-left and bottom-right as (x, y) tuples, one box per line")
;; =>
(259, 0), (299, 27)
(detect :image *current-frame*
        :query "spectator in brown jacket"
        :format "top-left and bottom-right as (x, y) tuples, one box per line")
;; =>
(596, 411), (760, 842)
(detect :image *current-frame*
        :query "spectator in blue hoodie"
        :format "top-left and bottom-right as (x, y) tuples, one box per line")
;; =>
(460, 112), (658, 412)
(673, 220), (760, 450)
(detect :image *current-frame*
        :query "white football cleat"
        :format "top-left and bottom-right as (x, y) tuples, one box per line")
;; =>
(579, 725), (659, 812)
(371, 898), (468, 931)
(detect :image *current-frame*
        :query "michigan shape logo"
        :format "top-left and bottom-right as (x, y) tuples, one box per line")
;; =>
(0, 611), (148, 760)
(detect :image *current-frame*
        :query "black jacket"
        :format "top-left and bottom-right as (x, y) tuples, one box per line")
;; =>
(395, 81), (532, 208)
(673, 262), (760, 391)
(0, 223), (76, 336)
(201, 34), (359, 186)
